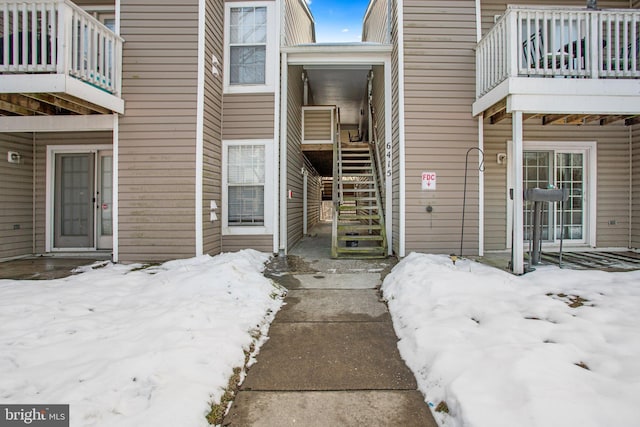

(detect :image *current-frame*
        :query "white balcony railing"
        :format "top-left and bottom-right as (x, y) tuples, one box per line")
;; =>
(0, 0), (122, 95)
(476, 6), (640, 98)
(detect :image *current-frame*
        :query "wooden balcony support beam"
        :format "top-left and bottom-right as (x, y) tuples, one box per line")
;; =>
(21, 93), (95, 115)
(542, 114), (570, 125)
(624, 116), (640, 126)
(600, 116), (624, 126)
(0, 94), (55, 115)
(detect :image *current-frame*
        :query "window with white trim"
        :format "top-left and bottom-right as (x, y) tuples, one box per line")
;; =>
(223, 140), (273, 234)
(224, 2), (275, 93)
(228, 144), (265, 225)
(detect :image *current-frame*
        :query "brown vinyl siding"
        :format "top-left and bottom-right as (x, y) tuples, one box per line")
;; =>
(118, 0), (199, 262)
(287, 66), (305, 249)
(632, 125), (640, 249)
(402, 0), (479, 255)
(483, 121), (632, 250)
(363, 0), (389, 44)
(32, 132), (113, 254)
(284, 0), (315, 46)
(0, 133), (34, 260)
(222, 235), (273, 252)
(203, 0), (224, 256)
(222, 93), (275, 140)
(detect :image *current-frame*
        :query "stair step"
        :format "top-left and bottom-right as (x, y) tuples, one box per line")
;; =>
(338, 214), (380, 220)
(341, 166), (372, 170)
(336, 246), (386, 255)
(338, 224), (382, 231)
(341, 160), (371, 164)
(341, 188), (375, 192)
(341, 153), (370, 157)
(341, 174), (373, 178)
(338, 205), (379, 211)
(341, 147), (370, 152)
(342, 197), (377, 202)
(337, 235), (384, 241)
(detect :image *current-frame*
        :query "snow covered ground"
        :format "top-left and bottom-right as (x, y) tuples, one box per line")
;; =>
(0, 250), (284, 427)
(382, 253), (640, 427)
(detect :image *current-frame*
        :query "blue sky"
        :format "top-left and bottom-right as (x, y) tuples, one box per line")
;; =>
(307, 0), (371, 43)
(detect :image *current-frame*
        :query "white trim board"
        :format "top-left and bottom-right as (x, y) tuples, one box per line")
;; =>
(45, 144), (114, 253)
(0, 75), (125, 114)
(0, 115), (115, 132)
(195, 0), (206, 256)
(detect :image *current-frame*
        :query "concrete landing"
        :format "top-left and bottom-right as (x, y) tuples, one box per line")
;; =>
(241, 322), (416, 391)
(223, 222), (436, 426)
(226, 391), (437, 427)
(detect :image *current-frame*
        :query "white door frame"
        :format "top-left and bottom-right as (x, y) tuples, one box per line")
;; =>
(46, 144), (113, 252)
(507, 140), (597, 249)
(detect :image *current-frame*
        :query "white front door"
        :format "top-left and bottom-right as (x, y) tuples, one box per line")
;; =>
(52, 148), (113, 250)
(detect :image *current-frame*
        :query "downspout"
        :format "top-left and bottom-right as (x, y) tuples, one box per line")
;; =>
(279, 52), (288, 256)
(397, 0), (407, 257)
(275, 0), (284, 254)
(112, 0), (120, 262)
(112, 113), (119, 263)
(476, 0), (484, 256)
(195, 0), (206, 256)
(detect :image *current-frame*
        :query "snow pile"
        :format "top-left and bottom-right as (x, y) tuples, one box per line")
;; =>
(0, 250), (284, 427)
(382, 253), (640, 427)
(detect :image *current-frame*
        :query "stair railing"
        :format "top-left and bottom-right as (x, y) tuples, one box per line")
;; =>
(331, 106), (341, 258)
(368, 103), (388, 255)
(369, 103), (386, 202)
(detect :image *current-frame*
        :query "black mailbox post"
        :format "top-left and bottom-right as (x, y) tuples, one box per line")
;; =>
(523, 188), (570, 265)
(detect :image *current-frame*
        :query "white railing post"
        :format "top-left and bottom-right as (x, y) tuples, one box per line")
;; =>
(56, 0), (71, 76)
(590, 11), (600, 78)
(507, 9), (519, 78)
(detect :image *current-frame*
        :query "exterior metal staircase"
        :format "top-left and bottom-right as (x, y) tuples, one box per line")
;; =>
(331, 143), (387, 258)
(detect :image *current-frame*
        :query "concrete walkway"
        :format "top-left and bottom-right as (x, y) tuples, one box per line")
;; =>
(223, 223), (437, 426)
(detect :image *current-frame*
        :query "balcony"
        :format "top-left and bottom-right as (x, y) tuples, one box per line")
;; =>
(0, 0), (123, 116)
(473, 6), (640, 125)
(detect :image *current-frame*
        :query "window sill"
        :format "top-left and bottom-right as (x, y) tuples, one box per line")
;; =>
(223, 226), (270, 236)
(224, 84), (275, 95)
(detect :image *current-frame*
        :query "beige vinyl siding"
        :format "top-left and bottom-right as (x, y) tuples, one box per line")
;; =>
(402, 0), (479, 255)
(32, 132), (113, 254)
(390, 0), (400, 255)
(483, 121), (632, 250)
(202, 0), (224, 256)
(363, 0), (389, 43)
(284, 0), (314, 46)
(222, 235), (273, 252)
(118, 0), (199, 262)
(222, 94), (275, 140)
(307, 173), (322, 229)
(0, 133), (34, 260)
(287, 66), (305, 249)
(632, 125), (640, 249)
(303, 109), (333, 141)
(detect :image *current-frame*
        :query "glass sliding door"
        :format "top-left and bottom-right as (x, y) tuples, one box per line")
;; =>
(522, 149), (587, 244)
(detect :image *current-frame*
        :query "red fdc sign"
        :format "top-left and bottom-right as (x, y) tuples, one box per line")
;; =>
(421, 172), (436, 190)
